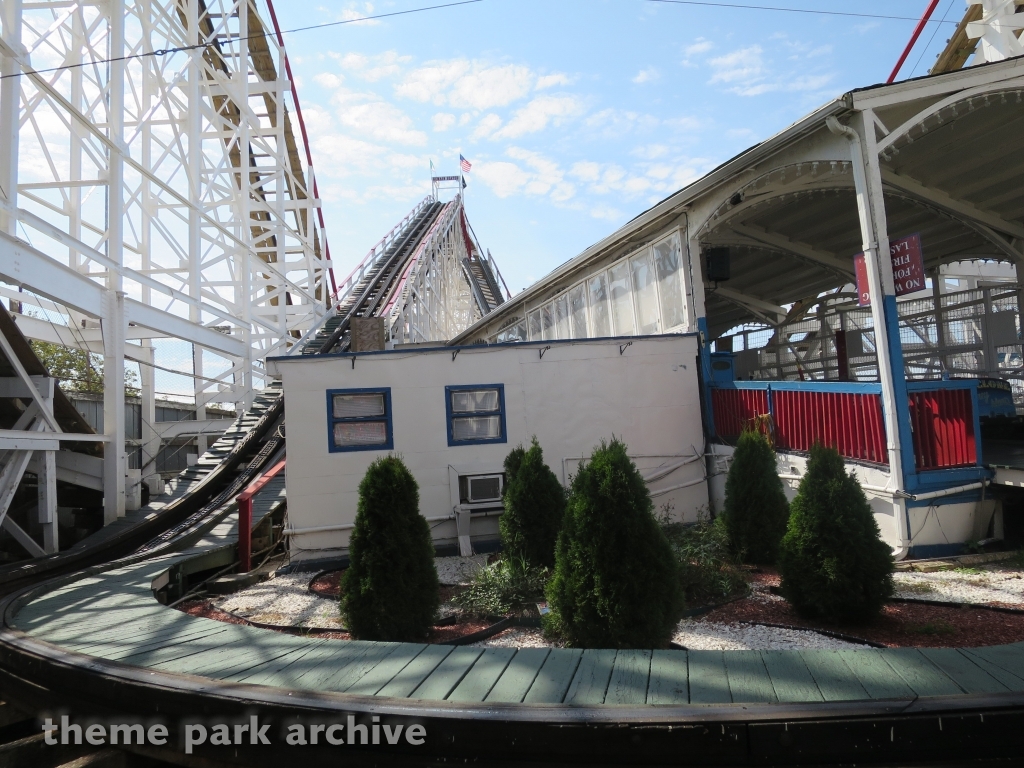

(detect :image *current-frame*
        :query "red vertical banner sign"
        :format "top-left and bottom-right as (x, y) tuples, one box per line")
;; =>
(854, 233), (925, 307)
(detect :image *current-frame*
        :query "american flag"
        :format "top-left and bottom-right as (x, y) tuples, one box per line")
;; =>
(460, 154), (472, 173)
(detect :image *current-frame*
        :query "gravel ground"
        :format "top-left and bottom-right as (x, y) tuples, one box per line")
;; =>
(435, 555), (487, 585)
(214, 573), (343, 629)
(673, 621), (871, 650)
(470, 627), (552, 648)
(894, 564), (1024, 607)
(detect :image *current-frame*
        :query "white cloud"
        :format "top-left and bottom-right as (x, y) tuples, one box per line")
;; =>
(472, 113), (504, 140)
(335, 99), (427, 145)
(536, 73), (573, 89)
(328, 51), (410, 81)
(708, 45), (765, 85)
(583, 108), (659, 139)
(475, 160), (532, 198)
(338, 2), (380, 26)
(491, 95), (584, 140)
(685, 39), (714, 57)
(313, 72), (344, 89)
(569, 161), (601, 183)
(475, 148), (576, 203)
(396, 59), (537, 110)
(632, 68), (659, 84)
(432, 113), (456, 131)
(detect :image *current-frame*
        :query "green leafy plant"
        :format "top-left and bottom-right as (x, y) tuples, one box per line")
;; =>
(453, 555), (550, 617)
(499, 438), (565, 569)
(660, 506), (747, 606)
(778, 444), (894, 624)
(30, 340), (139, 396)
(341, 455), (439, 641)
(545, 438), (683, 648)
(721, 427), (790, 564)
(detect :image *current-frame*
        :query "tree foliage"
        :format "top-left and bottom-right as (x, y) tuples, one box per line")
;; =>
(778, 443), (894, 624)
(30, 340), (139, 395)
(722, 428), (790, 564)
(546, 439), (683, 648)
(341, 455), (439, 641)
(499, 438), (564, 569)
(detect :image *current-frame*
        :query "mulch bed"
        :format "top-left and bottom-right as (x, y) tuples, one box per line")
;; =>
(706, 570), (1024, 648)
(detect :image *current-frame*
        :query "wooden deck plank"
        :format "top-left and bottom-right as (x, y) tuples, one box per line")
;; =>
(687, 651), (732, 704)
(323, 644), (407, 694)
(761, 651), (821, 703)
(881, 648), (964, 697)
(345, 644), (429, 696)
(919, 648), (1009, 694)
(799, 651), (870, 701)
(523, 649), (583, 704)
(962, 644), (1024, 687)
(485, 648), (551, 703)
(157, 634), (315, 679)
(290, 642), (383, 691)
(108, 626), (239, 667)
(232, 641), (336, 688)
(564, 649), (617, 706)
(724, 651), (777, 703)
(376, 645), (455, 699)
(67, 617), (225, 657)
(410, 647), (484, 700)
(647, 650), (689, 704)
(605, 650), (652, 705)
(448, 648), (517, 702)
(837, 650), (916, 700)
(90, 620), (237, 662)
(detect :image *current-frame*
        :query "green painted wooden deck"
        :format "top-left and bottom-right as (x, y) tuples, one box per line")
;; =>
(11, 474), (1024, 709)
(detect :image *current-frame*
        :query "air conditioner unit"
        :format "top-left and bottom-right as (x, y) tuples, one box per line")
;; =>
(458, 473), (504, 507)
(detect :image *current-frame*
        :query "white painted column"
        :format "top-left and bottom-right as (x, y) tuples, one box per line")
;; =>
(37, 447), (57, 553)
(0, 0), (22, 237)
(102, 0), (127, 524)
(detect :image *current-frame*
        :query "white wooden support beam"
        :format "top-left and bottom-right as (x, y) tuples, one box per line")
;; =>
(36, 447), (56, 553)
(0, 419), (42, 524)
(2, 517), (45, 558)
(712, 286), (788, 323)
(0, 329), (61, 433)
(0, 375), (53, 400)
(730, 223), (856, 277)
(881, 169), (1024, 242)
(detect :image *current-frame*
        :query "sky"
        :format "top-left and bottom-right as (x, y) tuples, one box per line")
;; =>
(269, 0), (967, 296)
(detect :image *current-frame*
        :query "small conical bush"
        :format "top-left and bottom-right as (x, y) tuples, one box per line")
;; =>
(341, 455), (439, 641)
(778, 443), (894, 624)
(499, 438), (564, 569)
(546, 439), (683, 648)
(722, 428), (790, 564)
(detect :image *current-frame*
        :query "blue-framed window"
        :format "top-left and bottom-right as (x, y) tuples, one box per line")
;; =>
(326, 388), (393, 453)
(445, 384), (507, 446)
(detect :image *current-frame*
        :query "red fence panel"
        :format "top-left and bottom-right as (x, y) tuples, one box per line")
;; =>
(711, 388), (769, 438)
(909, 389), (976, 470)
(772, 390), (888, 465)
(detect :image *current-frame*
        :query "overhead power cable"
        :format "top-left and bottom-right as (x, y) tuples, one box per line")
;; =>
(644, 0), (960, 23)
(0, 0), (484, 81)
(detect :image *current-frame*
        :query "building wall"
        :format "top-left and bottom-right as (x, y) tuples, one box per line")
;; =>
(275, 335), (708, 563)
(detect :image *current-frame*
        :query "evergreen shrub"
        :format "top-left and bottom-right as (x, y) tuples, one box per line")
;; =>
(722, 427), (790, 564)
(546, 439), (683, 648)
(341, 455), (439, 641)
(778, 443), (894, 624)
(499, 438), (565, 569)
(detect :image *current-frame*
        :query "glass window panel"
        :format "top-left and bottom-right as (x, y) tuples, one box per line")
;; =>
(451, 389), (499, 413)
(654, 235), (686, 330)
(541, 303), (556, 341)
(554, 295), (570, 340)
(334, 421), (387, 446)
(497, 320), (527, 343)
(631, 250), (660, 335)
(527, 310), (542, 341)
(569, 283), (588, 338)
(608, 261), (635, 336)
(589, 274), (611, 337)
(333, 393), (385, 419)
(452, 415), (501, 441)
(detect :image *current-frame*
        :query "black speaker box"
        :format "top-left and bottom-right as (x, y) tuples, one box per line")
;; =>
(705, 247), (730, 282)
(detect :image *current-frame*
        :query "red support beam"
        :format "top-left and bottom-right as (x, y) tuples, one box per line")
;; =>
(236, 459), (286, 572)
(888, 0), (942, 83)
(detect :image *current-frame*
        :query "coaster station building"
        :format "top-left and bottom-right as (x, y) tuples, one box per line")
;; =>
(275, 57), (1024, 563)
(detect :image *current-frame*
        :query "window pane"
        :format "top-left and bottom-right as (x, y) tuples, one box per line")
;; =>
(452, 415), (501, 441)
(527, 310), (542, 341)
(452, 389), (499, 413)
(609, 261), (635, 335)
(554, 295), (570, 340)
(334, 420), (387, 447)
(497, 320), (527, 343)
(569, 283), (588, 339)
(333, 393), (384, 419)
(589, 274), (611, 337)
(541, 303), (556, 341)
(631, 250), (660, 335)
(654, 235), (686, 330)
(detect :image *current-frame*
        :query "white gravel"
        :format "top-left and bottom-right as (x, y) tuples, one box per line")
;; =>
(672, 620), (871, 650)
(894, 564), (1024, 606)
(435, 555), (487, 586)
(469, 627), (552, 648)
(214, 573), (343, 629)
